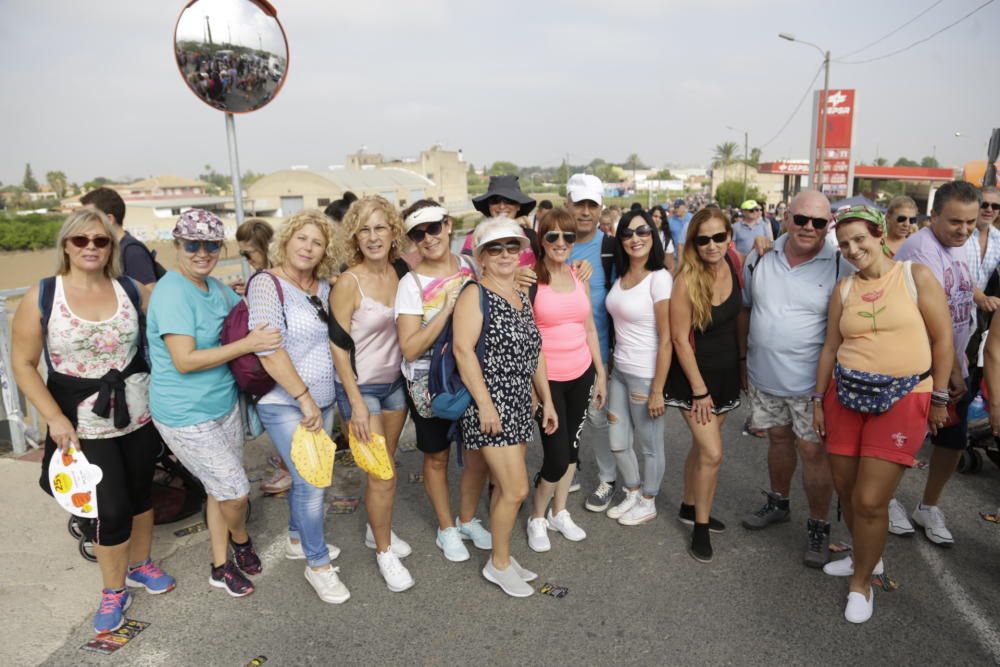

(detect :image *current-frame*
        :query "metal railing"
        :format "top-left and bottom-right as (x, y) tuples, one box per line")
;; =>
(0, 258), (247, 455)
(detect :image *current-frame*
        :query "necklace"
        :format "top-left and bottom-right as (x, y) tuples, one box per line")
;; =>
(485, 275), (517, 301)
(278, 267), (315, 295)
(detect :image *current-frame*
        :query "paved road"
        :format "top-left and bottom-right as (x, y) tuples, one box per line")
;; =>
(30, 406), (1000, 665)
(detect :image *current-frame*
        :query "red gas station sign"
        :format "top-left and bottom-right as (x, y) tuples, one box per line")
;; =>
(809, 89), (857, 197)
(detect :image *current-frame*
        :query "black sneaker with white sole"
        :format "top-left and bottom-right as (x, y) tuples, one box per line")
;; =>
(584, 480), (616, 512)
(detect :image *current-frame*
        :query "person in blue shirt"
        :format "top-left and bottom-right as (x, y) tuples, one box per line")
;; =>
(564, 173), (619, 513)
(668, 199), (693, 264)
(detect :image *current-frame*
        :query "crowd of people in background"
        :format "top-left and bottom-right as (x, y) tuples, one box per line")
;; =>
(11, 176), (1000, 633)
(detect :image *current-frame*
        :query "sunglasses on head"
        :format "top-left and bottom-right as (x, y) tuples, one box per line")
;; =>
(694, 232), (729, 246)
(981, 202), (1000, 212)
(307, 294), (330, 323)
(543, 231), (576, 244)
(895, 215), (918, 224)
(483, 240), (522, 257)
(792, 214), (829, 229)
(407, 220), (445, 243)
(620, 224), (653, 239)
(182, 240), (222, 254)
(67, 234), (111, 249)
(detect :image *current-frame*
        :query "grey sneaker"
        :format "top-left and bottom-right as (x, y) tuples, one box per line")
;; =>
(741, 490), (791, 530)
(584, 481), (616, 512)
(803, 519), (831, 569)
(482, 558), (534, 597)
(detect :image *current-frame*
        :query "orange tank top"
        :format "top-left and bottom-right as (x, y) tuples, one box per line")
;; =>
(836, 261), (931, 392)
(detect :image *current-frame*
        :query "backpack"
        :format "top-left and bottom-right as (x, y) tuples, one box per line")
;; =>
(39, 275), (147, 368)
(220, 271), (285, 398)
(120, 233), (167, 282)
(428, 281), (490, 421)
(600, 235), (616, 291)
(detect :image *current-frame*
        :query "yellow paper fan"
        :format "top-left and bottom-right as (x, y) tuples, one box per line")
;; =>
(290, 426), (336, 488)
(348, 432), (394, 480)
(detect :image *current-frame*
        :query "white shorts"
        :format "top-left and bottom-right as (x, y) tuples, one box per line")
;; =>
(154, 404), (249, 501)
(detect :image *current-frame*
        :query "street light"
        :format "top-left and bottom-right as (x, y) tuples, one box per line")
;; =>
(727, 125), (749, 203)
(779, 33), (831, 194)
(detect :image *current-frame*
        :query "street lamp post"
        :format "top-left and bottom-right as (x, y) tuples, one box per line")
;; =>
(727, 125), (749, 203)
(779, 33), (830, 194)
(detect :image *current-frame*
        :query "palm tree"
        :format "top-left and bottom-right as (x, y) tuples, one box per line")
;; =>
(713, 142), (739, 182)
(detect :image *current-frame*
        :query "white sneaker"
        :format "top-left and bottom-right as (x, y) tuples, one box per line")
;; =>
(887, 499), (915, 536)
(822, 555), (884, 577)
(482, 558), (534, 598)
(304, 565), (350, 604)
(509, 556), (538, 583)
(618, 496), (657, 526)
(527, 517), (551, 552)
(546, 509), (587, 541)
(365, 524), (413, 558)
(607, 489), (640, 520)
(286, 537), (341, 561)
(435, 526), (471, 562)
(911, 504), (955, 546)
(456, 516), (493, 550)
(844, 587), (874, 624)
(376, 550), (415, 592)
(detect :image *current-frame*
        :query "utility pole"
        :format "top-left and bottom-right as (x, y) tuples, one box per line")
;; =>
(817, 49), (830, 194)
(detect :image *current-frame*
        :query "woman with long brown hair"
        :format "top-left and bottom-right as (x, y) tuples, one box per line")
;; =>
(665, 208), (742, 563)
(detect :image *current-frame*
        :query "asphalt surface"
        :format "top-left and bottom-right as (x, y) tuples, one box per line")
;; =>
(37, 406), (1000, 666)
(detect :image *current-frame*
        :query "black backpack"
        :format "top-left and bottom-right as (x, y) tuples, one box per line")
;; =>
(120, 233), (167, 282)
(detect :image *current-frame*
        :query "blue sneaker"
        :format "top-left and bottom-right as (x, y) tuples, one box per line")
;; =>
(435, 526), (470, 562)
(126, 559), (176, 594)
(456, 516), (492, 550)
(93, 589), (131, 634)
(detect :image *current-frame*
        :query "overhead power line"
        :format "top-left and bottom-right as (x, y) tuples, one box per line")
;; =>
(835, 0), (945, 61)
(759, 62), (824, 149)
(838, 0), (995, 65)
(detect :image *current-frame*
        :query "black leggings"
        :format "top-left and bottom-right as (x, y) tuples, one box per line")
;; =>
(41, 423), (160, 546)
(537, 365), (595, 484)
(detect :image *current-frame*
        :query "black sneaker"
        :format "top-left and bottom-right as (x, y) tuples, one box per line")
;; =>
(231, 537), (262, 576)
(688, 524), (713, 563)
(741, 490), (791, 530)
(209, 561), (254, 597)
(804, 519), (831, 569)
(584, 480), (616, 512)
(677, 503), (727, 533)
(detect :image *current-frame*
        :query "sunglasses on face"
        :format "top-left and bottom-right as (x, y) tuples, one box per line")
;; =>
(981, 202), (1000, 212)
(792, 214), (829, 229)
(483, 241), (522, 257)
(182, 240), (222, 254)
(406, 220), (445, 243)
(747, 207), (761, 213)
(543, 231), (576, 244)
(895, 215), (918, 224)
(487, 196), (518, 208)
(694, 232), (729, 247)
(67, 234), (111, 249)
(307, 294), (330, 323)
(620, 225), (654, 239)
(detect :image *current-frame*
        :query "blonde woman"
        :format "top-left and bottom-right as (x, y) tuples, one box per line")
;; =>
(330, 196), (413, 592)
(11, 207), (170, 634)
(883, 196), (918, 257)
(665, 209), (742, 563)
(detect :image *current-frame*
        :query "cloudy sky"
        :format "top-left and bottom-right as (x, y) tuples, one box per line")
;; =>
(2, 0), (998, 186)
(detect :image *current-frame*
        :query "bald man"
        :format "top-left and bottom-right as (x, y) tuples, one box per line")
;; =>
(737, 190), (854, 568)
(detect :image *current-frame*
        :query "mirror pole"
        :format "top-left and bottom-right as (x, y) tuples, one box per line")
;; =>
(225, 112), (245, 229)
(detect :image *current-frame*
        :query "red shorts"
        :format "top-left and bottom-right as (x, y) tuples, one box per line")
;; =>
(823, 381), (930, 467)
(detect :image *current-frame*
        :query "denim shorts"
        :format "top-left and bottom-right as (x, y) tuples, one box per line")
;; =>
(335, 377), (407, 420)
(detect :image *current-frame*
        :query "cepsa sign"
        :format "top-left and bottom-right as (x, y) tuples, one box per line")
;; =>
(809, 89), (857, 197)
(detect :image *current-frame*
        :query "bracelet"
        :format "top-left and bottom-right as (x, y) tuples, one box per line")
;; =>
(691, 391), (710, 400)
(811, 392), (824, 402)
(293, 388), (309, 400)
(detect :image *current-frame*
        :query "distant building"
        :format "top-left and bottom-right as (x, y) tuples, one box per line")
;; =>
(115, 175), (210, 200)
(344, 145), (469, 209)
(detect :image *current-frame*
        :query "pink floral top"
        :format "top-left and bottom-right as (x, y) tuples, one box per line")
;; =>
(47, 276), (151, 438)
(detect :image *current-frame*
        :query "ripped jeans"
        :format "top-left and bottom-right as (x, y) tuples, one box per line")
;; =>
(607, 367), (665, 497)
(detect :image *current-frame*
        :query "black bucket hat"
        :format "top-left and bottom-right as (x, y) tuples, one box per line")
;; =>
(472, 175), (536, 217)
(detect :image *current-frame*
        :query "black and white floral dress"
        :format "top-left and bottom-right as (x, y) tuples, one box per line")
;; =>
(460, 287), (541, 450)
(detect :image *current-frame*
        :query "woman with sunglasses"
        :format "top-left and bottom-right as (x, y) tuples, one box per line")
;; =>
(454, 218), (558, 597)
(394, 200), (493, 563)
(330, 196), (413, 593)
(463, 175), (540, 266)
(12, 207), (172, 634)
(666, 209), (742, 563)
(244, 209), (351, 603)
(884, 196), (918, 257)
(814, 206), (951, 623)
(525, 209), (606, 552)
(602, 211), (673, 526)
(147, 209), (282, 598)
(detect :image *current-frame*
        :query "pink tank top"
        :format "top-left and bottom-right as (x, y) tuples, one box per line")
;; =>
(533, 274), (593, 381)
(348, 273), (403, 385)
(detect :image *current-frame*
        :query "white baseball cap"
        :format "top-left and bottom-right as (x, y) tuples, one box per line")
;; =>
(566, 173), (604, 205)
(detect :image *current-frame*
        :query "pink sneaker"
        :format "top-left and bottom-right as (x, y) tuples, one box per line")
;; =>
(261, 469), (292, 495)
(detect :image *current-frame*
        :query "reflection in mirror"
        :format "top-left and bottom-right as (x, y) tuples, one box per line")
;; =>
(174, 0), (288, 114)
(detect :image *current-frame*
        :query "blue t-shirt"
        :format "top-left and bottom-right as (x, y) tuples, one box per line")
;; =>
(569, 231), (611, 363)
(147, 271), (241, 427)
(667, 213), (693, 258)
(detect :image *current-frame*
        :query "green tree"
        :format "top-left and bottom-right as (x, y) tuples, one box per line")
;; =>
(715, 180), (762, 208)
(487, 161), (519, 177)
(241, 170), (263, 187)
(22, 163), (39, 192)
(894, 157), (919, 167)
(83, 176), (112, 192)
(920, 156), (940, 168)
(655, 168), (674, 180)
(712, 142), (739, 182)
(873, 157), (889, 167)
(555, 160), (570, 185)
(46, 170), (68, 198)
(744, 147), (762, 168)
(198, 164), (231, 194)
(624, 153), (647, 170)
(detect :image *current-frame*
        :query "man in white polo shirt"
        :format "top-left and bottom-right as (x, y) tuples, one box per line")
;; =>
(737, 190), (854, 568)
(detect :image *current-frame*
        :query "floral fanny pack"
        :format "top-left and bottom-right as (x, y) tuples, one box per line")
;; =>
(834, 363), (930, 415)
(406, 368), (434, 419)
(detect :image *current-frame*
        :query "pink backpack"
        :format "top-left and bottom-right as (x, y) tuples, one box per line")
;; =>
(221, 271), (285, 398)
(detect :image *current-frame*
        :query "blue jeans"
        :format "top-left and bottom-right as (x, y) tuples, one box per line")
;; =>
(607, 368), (665, 497)
(257, 402), (335, 568)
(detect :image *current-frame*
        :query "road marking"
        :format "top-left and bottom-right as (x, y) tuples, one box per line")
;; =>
(257, 533), (287, 576)
(917, 539), (1000, 661)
